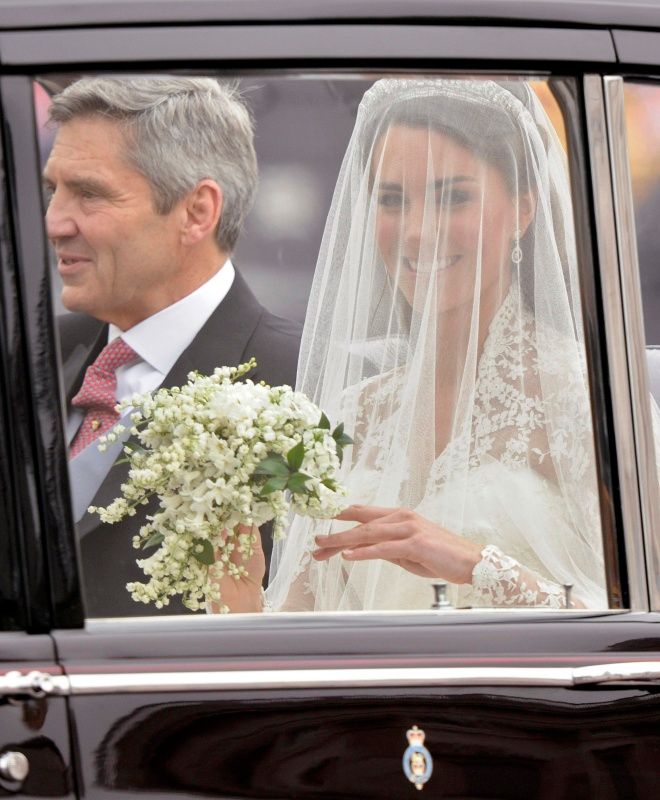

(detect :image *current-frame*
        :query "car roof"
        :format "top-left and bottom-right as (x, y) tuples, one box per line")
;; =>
(0, 0), (659, 32)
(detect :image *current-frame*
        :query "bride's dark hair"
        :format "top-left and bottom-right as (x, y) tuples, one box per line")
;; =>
(363, 80), (572, 316)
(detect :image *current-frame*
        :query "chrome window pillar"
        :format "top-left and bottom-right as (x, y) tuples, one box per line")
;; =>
(603, 76), (660, 611)
(584, 75), (654, 611)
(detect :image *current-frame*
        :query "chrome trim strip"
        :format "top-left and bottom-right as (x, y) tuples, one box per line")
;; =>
(31, 663), (660, 696)
(65, 667), (574, 694)
(85, 605), (600, 628)
(584, 75), (648, 611)
(573, 661), (660, 685)
(0, 670), (70, 698)
(603, 76), (660, 611)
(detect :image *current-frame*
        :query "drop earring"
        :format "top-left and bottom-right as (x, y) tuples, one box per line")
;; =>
(511, 229), (523, 265)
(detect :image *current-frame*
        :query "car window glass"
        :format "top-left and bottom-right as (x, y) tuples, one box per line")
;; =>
(34, 73), (615, 619)
(622, 79), (660, 606)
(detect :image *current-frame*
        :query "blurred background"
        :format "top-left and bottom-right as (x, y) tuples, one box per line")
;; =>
(33, 75), (659, 340)
(624, 82), (660, 346)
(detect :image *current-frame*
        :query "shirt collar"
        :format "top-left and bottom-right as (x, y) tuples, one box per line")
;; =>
(108, 260), (235, 376)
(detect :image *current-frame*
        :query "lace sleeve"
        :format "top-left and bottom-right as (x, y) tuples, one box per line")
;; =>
(470, 544), (572, 609)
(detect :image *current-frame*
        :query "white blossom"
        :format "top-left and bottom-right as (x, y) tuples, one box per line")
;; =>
(92, 359), (349, 612)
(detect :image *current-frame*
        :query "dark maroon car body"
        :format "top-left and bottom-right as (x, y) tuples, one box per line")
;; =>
(1, 1), (660, 797)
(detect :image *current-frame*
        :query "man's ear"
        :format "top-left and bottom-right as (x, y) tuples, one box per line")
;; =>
(180, 179), (223, 247)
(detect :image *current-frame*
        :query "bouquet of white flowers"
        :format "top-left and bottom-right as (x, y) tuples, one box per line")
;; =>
(90, 359), (351, 612)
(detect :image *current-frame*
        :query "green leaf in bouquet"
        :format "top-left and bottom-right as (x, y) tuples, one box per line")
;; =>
(331, 422), (344, 439)
(143, 532), (165, 550)
(192, 538), (215, 566)
(286, 441), (305, 471)
(335, 441), (352, 466)
(331, 422), (353, 465)
(321, 478), (337, 492)
(253, 453), (290, 478)
(318, 412), (331, 430)
(287, 471), (312, 494)
(260, 475), (289, 495)
(332, 423), (354, 448)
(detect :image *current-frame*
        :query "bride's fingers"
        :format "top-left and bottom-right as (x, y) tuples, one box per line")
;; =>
(335, 504), (403, 523)
(311, 545), (345, 561)
(315, 520), (412, 551)
(340, 539), (415, 563)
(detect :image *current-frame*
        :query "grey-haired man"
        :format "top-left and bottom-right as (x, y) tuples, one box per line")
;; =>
(44, 77), (300, 617)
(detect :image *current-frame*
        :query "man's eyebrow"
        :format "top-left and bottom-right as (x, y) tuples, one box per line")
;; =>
(41, 174), (112, 195)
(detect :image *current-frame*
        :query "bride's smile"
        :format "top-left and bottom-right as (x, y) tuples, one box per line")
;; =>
(402, 254), (462, 273)
(372, 124), (534, 316)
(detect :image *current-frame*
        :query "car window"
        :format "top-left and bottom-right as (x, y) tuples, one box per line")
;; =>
(622, 79), (660, 607)
(34, 72), (618, 619)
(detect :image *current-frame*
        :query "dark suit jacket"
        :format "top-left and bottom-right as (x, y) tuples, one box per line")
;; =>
(59, 270), (301, 617)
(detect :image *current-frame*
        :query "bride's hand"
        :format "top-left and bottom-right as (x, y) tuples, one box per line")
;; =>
(313, 505), (482, 585)
(207, 524), (265, 613)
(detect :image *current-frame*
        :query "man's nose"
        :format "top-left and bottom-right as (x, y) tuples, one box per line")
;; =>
(45, 192), (79, 241)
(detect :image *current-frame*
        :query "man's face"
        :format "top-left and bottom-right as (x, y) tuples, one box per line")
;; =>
(43, 116), (185, 329)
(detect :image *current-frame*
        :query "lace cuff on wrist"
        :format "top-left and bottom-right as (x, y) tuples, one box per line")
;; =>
(471, 544), (565, 608)
(261, 587), (273, 613)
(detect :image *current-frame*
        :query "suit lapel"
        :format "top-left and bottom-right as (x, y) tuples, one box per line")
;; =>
(161, 268), (263, 389)
(77, 268), (265, 538)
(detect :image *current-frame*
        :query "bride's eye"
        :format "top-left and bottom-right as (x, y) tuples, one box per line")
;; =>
(437, 188), (472, 207)
(377, 191), (404, 210)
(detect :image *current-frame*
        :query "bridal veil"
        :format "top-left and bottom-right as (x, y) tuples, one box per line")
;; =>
(267, 78), (608, 611)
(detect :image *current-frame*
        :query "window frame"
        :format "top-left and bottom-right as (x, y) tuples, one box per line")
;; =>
(615, 74), (660, 610)
(0, 22), (648, 630)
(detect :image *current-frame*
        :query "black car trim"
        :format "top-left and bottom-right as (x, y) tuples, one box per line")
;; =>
(0, 74), (84, 632)
(0, 0), (659, 34)
(0, 24), (617, 67)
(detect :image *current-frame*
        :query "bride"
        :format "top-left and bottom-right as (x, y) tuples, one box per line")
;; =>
(264, 77), (608, 612)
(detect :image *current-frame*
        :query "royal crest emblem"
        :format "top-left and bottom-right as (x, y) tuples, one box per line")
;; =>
(402, 725), (433, 791)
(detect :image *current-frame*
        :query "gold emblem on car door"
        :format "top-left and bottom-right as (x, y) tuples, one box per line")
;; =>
(402, 725), (433, 790)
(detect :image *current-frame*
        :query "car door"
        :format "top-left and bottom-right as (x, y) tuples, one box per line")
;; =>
(1, 5), (660, 799)
(0, 81), (77, 796)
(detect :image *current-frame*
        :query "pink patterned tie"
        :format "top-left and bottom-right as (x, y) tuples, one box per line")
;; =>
(69, 337), (138, 459)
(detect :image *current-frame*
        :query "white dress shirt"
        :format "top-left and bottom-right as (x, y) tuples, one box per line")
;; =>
(111, 259), (235, 402)
(67, 260), (235, 442)
(67, 261), (235, 520)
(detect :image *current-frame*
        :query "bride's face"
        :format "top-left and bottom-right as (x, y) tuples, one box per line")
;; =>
(372, 124), (533, 315)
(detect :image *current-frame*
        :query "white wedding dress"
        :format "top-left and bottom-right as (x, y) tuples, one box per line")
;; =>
(269, 288), (607, 611)
(266, 78), (608, 613)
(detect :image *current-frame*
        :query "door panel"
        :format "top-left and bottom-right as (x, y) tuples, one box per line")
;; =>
(54, 615), (660, 799)
(65, 685), (660, 799)
(0, 636), (76, 798)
